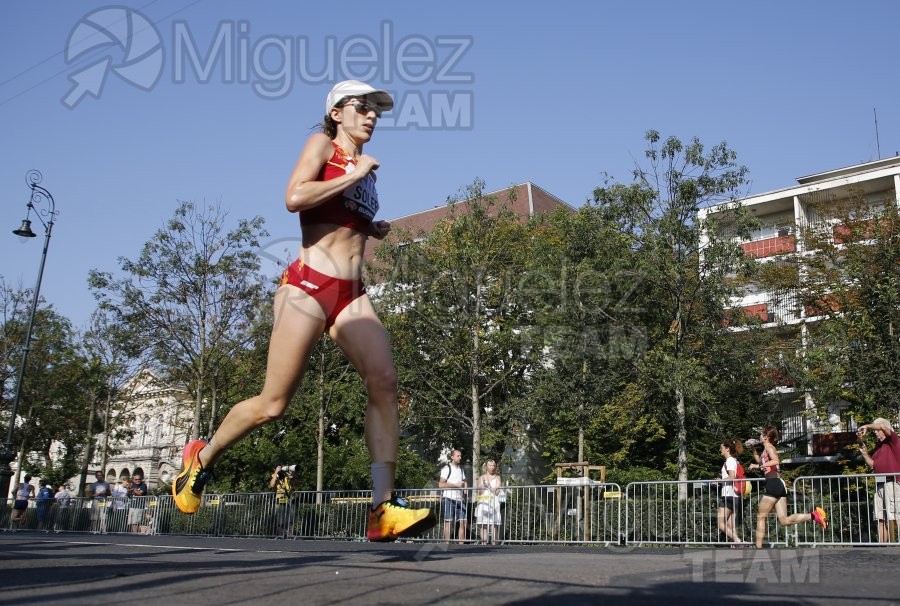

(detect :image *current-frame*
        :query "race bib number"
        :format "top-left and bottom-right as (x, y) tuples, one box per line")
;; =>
(342, 174), (379, 221)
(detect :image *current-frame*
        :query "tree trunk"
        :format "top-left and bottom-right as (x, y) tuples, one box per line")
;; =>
(77, 396), (98, 497)
(579, 359), (587, 463)
(191, 379), (203, 441)
(14, 398), (35, 490)
(470, 279), (483, 478)
(14, 444), (25, 492)
(316, 350), (326, 503)
(100, 394), (113, 473)
(673, 297), (688, 500)
(192, 285), (208, 441)
(471, 372), (481, 481)
(676, 387), (688, 500)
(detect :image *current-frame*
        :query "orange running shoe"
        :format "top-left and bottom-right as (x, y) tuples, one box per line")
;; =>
(172, 439), (212, 514)
(811, 506), (828, 529)
(367, 496), (436, 542)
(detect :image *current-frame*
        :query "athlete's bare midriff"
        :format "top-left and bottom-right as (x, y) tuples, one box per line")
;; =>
(299, 222), (368, 280)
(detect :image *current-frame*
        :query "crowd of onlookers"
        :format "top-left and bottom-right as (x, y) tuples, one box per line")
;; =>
(7, 469), (152, 533)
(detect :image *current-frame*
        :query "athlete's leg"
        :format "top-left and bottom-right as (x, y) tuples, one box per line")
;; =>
(329, 293), (436, 541)
(774, 497), (812, 526)
(329, 294), (398, 502)
(755, 495), (776, 548)
(199, 285), (326, 467)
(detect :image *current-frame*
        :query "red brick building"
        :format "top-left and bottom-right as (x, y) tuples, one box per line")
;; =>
(365, 181), (575, 263)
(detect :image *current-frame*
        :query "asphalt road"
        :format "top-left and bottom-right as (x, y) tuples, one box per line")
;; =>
(0, 532), (897, 605)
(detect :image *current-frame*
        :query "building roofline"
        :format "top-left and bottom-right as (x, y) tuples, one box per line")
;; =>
(796, 155), (900, 184)
(388, 181), (575, 222)
(525, 181), (579, 212)
(700, 156), (900, 218)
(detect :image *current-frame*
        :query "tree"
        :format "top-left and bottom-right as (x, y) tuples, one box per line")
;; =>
(89, 201), (269, 440)
(375, 180), (534, 475)
(522, 204), (648, 475)
(0, 293), (99, 490)
(0, 278), (37, 423)
(590, 131), (770, 490)
(77, 308), (149, 491)
(793, 189), (900, 422)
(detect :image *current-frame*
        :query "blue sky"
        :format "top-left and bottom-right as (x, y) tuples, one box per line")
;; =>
(2, 0), (898, 330)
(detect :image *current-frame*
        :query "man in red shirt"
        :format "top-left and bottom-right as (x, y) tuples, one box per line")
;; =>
(858, 417), (900, 542)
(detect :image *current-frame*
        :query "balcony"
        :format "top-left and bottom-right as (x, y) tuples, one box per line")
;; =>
(740, 235), (796, 258)
(725, 292), (802, 327)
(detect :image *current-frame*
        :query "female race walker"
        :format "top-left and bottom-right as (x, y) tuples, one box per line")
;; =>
(748, 425), (827, 548)
(716, 438), (745, 545)
(173, 80), (436, 542)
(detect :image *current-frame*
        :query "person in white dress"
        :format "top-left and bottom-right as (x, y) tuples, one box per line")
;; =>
(474, 459), (502, 545)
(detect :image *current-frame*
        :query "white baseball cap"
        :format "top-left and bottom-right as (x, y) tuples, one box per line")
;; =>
(873, 418), (893, 431)
(325, 80), (394, 114)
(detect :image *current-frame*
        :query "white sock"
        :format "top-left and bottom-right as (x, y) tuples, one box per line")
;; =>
(200, 437), (218, 468)
(371, 463), (395, 508)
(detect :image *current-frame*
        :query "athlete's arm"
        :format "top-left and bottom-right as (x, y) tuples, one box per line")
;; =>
(284, 133), (377, 213)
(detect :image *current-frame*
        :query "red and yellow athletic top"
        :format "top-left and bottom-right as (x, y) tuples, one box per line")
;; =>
(761, 449), (780, 476)
(299, 142), (379, 232)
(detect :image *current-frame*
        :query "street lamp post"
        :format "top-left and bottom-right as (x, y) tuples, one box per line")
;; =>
(0, 170), (57, 511)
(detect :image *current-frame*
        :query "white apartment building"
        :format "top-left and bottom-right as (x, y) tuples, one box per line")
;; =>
(699, 156), (900, 460)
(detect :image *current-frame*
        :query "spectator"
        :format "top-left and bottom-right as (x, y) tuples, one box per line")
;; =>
(54, 484), (72, 532)
(716, 438), (745, 545)
(128, 473), (149, 534)
(857, 417), (900, 542)
(10, 473), (34, 529)
(111, 478), (130, 532)
(439, 449), (468, 543)
(269, 464), (297, 537)
(474, 459), (502, 545)
(87, 470), (111, 533)
(35, 479), (54, 531)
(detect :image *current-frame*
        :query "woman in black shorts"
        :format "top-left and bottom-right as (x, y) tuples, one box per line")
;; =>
(749, 425), (828, 548)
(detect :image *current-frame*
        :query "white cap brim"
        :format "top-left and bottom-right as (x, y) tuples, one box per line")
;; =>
(325, 79), (393, 113)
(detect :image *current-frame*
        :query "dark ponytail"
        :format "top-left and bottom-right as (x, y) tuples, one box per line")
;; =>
(721, 438), (744, 457)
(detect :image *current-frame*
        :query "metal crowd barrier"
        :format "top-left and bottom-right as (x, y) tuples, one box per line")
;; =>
(625, 478), (792, 546)
(792, 473), (900, 546)
(0, 495), (161, 534)
(2, 474), (897, 547)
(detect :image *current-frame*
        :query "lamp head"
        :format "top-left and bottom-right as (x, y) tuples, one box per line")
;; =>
(13, 218), (37, 238)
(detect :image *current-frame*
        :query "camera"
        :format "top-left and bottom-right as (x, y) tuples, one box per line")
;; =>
(277, 464), (297, 477)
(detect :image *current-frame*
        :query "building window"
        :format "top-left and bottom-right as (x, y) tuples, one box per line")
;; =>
(140, 415), (150, 447)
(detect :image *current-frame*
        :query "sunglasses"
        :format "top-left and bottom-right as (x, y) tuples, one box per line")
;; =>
(344, 98), (382, 118)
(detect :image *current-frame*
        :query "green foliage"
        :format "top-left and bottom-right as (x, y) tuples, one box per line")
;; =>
(528, 132), (774, 483)
(0, 291), (101, 481)
(375, 179), (536, 475)
(88, 201), (270, 441)
(791, 194), (900, 421)
(604, 466), (669, 486)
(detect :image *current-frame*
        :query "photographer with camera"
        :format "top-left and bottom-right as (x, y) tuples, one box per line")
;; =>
(269, 464), (297, 537)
